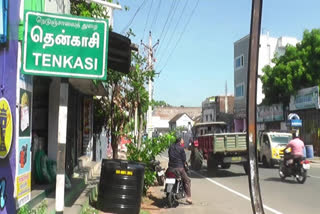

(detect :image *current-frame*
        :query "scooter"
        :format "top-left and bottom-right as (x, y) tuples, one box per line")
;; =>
(279, 149), (310, 184)
(164, 164), (189, 208)
(150, 160), (165, 186)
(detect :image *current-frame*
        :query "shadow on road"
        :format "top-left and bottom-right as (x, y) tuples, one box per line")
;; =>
(264, 177), (297, 184)
(148, 194), (167, 208)
(189, 168), (247, 179)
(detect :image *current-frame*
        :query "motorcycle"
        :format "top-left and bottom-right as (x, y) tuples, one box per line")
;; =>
(164, 164), (189, 208)
(150, 160), (165, 186)
(279, 149), (310, 184)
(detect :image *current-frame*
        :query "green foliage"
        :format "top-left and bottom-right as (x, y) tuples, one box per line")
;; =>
(151, 100), (171, 108)
(18, 200), (47, 214)
(70, 0), (110, 19)
(261, 29), (320, 105)
(80, 201), (99, 214)
(127, 132), (176, 194)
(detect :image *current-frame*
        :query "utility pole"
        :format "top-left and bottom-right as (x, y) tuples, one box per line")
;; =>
(225, 80), (228, 113)
(141, 31), (159, 139)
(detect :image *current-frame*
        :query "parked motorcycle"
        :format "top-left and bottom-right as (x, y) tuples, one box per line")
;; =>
(150, 160), (165, 186)
(279, 150), (310, 184)
(164, 164), (189, 208)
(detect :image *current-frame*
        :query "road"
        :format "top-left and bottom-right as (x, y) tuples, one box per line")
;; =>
(161, 155), (320, 214)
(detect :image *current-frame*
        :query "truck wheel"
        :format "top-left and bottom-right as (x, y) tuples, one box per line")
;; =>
(221, 163), (231, 169)
(191, 148), (203, 171)
(207, 154), (218, 176)
(262, 156), (269, 168)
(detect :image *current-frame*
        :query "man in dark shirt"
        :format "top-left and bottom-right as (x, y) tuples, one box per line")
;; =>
(168, 137), (192, 204)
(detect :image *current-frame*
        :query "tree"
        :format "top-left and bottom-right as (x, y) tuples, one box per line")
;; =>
(152, 100), (171, 107)
(71, 0), (155, 158)
(261, 29), (320, 105)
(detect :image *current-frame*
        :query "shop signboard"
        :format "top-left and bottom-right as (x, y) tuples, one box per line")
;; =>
(257, 103), (284, 122)
(22, 11), (109, 80)
(289, 86), (320, 111)
(291, 119), (302, 127)
(0, 0), (8, 43)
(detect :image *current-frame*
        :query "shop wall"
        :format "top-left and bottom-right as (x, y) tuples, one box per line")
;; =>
(294, 109), (320, 156)
(0, 0), (21, 213)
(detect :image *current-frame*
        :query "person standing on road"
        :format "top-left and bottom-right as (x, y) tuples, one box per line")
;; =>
(284, 131), (305, 166)
(168, 137), (192, 204)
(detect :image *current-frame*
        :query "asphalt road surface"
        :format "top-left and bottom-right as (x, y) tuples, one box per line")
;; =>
(161, 154), (320, 214)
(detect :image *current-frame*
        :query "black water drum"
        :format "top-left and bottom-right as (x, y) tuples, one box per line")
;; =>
(98, 159), (145, 214)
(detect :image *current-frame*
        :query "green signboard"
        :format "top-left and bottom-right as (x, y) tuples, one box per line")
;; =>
(22, 11), (108, 80)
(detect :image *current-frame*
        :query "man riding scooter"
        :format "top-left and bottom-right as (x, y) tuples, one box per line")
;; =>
(284, 131), (305, 166)
(168, 137), (192, 204)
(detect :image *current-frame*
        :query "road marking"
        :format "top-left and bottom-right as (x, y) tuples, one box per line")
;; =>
(161, 156), (282, 214)
(191, 170), (283, 214)
(309, 175), (320, 179)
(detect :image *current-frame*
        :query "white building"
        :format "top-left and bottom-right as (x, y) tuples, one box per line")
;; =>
(234, 33), (299, 132)
(151, 107), (201, 135)
(169, 113), (194, 130)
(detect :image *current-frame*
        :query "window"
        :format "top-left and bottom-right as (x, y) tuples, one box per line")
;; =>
(206, 115), (208, 121)
(210, 114), (213, 121)
(235, 55), (244, 69)
(236, 84), (244, 97)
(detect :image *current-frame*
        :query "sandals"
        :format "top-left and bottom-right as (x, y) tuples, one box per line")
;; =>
(186, 198), (193, 204)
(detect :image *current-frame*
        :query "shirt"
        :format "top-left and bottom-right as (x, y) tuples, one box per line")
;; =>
(287, 138), (305, 156)
(168, 143), (186, 168)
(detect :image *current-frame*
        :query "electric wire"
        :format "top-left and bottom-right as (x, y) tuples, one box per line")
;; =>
(142, 0), (154, 41)
(156, 0), (181, 58)
(150, 0), (162, 32)
(156, 0), (180, 56)
(158, 0), (200, 72)
(157, 0), (189, 64)
(158, 0), (178, 42)
(121, 0), (147, 35)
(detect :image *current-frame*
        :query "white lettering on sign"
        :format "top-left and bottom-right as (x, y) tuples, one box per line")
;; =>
(32, 53), (41, 66)
(42, 54), (51, 67)
(30, 25), (100, 49)
(32, 53), (97, 70)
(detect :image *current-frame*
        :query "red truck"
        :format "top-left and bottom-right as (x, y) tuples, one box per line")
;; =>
(190, 122), (249, 175)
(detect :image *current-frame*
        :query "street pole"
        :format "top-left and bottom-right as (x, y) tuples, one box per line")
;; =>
(55, 78), (69, 214)
(246, 0), (264, 213)
(142, 31), (159, 139)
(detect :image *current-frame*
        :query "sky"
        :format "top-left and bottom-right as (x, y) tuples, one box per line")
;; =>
(113, 0), (320, 107)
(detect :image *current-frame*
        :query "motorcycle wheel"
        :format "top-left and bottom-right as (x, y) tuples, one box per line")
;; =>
(167, 192), (176, 208)
(279, 163), (286, 181)
(157, 175), (165, 186)
(296, 169), (307, 184)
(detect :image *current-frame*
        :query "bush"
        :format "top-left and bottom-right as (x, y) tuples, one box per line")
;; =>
(17, 200), (47, 214)
(127, 132), (176, 194)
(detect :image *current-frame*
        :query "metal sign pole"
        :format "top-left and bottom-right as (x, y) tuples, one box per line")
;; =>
(247, 0), (265, 213)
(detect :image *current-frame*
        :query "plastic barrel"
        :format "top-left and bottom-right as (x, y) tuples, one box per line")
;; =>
(98, 159), (145, 214)
(306, 145), (314, 158)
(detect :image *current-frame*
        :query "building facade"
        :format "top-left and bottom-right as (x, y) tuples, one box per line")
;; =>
(151, 107), (201, 135)
(233, 33), (299, 132)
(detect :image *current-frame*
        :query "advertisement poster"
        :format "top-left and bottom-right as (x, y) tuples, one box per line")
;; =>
(17, 138), (31, 175)
(16, 173), (31, 208)
(19, 89), (31, 137)
(15, 53), (33, 208)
